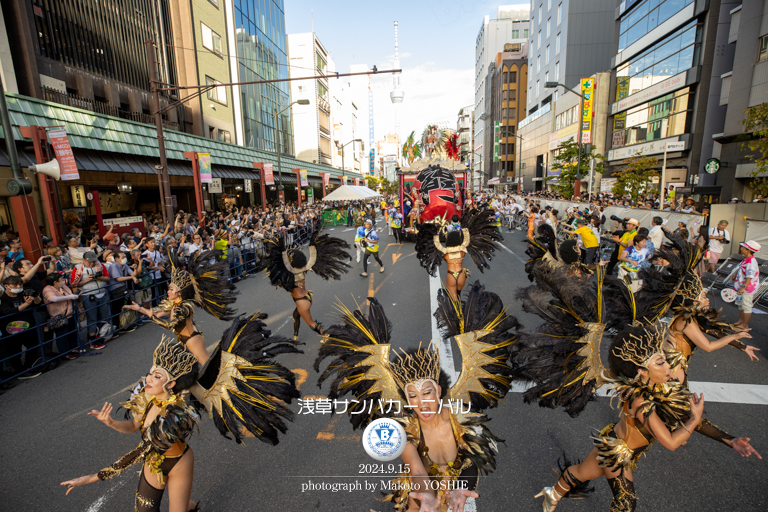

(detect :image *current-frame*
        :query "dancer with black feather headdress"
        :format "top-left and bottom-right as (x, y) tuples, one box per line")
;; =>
(632, 228), (761, 458)
(511, 234), (761, 511)
(123, 249), (237, 364)
(263, 232), (351, 340)
(414, 208), (503, 300)
(314, 282), (519, 512)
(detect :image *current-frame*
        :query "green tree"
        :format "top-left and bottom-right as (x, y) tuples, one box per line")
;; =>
(547, 138), (607, 198)
(611, 153), (659, 202)
(741, 102), (768, 197)
(364, 176), (398, 195)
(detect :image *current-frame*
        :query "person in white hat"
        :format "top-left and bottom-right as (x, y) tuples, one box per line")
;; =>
(730, 240), (762, 331)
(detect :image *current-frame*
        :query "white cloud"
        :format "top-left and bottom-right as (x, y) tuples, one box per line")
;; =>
(369, 62), (473, 144)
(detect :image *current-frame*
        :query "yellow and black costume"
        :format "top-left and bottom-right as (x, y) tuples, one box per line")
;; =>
(264, 232), (351, 339)
(414, 208), (504, 278)
(98, 338), (200, 512)
(314, 281), (519, 511)
(151, 249), (237, 344)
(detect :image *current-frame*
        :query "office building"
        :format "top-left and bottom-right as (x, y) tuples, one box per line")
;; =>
(526, 0), (615, 115)
(457, 105), (474, 184)
(518, 71), (610, 192)
(474, 6), (530, 187)
(605, 0), (724, 197)
(484, 44), (528, 185)
(706, 0), (768, 201)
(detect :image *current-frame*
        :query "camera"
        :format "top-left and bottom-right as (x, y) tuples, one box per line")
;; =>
(42, 256), (52, 262)
(93, 270), (103, 278)
(609, 215), (626, 223)
(23, 289), (37, 298)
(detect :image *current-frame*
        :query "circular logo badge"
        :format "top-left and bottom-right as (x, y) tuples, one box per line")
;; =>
(362, 418), (407, 461)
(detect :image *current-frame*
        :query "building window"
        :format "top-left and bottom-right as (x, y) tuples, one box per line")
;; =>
(524, 29), (529, 38)
(556, 61), (560, 79)
(316, 52), (327, 73)
(218, 130), (231, 143)
(547, 18), (551, 38)
(512, 29), (519, 38)
(539, 4), (542, 20)
(616, 23), (701, 94)
(208, 126), (216, 139)
(548, 0), (552, 10)
(208, 0), (219, 7)
(318, 82), (328, 100)
(759, 35), (768, 62)
(510, 89), (516, 101)
(558, 3), (562, 25)
(538, 30), (541, 48)
(546, 45), (550, 63)
(536, 80), (540, 96)
(556, 33), (560, 53)
(201, 23), (222, 56)
(205, 76), (227, 104)
(545, 71), (549, 86)
(618, 0), (695, 52)
(537, 55), (540, 72)
(510, 71), (517, 82)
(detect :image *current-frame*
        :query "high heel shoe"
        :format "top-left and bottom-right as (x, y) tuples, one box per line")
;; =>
(311, 322), (324, 335)
(534, 487), (562, 512)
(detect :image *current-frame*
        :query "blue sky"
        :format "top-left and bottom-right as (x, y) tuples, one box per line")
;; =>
(284, 1), (529, 143)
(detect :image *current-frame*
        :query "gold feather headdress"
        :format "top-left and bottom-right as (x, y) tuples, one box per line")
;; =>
(611, 323), (666, 368)
(151, 336), (198, 380)
(388, 342), (442, 391)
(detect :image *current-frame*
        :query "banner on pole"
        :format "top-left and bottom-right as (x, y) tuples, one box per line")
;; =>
(198, 153), (212, 184)
(47, 129), (79, 180)
(354, 177), (360, 186)
(299, 169), (308, 187)
(244, 179), (252, 193)
(613, 77), (629, 131)
(342, 176), (348, 186)
(581, 78), (595, 134)
(263, 163), (275, 185)
(322, 172), (330, 189)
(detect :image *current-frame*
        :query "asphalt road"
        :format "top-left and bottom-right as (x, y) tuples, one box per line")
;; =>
(1, 224), (766, 512)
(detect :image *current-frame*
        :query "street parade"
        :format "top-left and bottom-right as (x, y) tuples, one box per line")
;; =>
(1, 1), (767, 512)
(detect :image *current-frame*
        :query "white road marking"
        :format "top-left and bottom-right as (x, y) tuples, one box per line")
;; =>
(87, 477), (128, 512)
(498, 243), (526, 264)
(510, 380), (768, 405)
(429, 273), (458, 384)
(342, 228), (354, 232)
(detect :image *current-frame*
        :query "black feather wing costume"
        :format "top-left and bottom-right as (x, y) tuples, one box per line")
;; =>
(512, 264), (615, 417)
(164, 248), (238, 321)
(264, 232), (351, 292)
(313, 298), (402, 430)
(414, 208), (503, 276)
(524, 224), (585, 282)
(433, 281), (520, 411)
(190, 311), (303, 444)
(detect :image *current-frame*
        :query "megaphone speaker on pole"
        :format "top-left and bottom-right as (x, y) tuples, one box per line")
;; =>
(29, 158), (61, 180)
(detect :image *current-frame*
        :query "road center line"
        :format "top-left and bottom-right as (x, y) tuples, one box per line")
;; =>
(498, 242), (526, 264)
(429, 273), (458, 384)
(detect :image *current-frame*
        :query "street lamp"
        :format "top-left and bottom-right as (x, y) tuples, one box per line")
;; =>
(336, 138), (364, 182)
(545, 81), (585, 198)
(274, 99), (310, 194)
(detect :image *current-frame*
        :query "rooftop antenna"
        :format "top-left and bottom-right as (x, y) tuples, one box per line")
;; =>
(390, 21), (404, 138)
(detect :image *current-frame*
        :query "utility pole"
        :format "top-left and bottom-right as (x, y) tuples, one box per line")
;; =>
(146, 40), (174, 225)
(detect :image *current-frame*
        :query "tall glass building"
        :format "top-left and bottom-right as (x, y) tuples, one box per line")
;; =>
(234, 0), (293, 155)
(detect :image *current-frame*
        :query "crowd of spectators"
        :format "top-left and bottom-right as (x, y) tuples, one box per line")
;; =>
(0, 200), (326, 386)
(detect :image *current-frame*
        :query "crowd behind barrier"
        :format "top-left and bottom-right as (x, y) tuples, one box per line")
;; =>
(0, 204), (327, 385)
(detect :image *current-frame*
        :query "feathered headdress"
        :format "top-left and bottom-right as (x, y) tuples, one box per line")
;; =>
(264, 232), (351, 292)
(414, 209), (503, 276)
(167, 249), (237, 320)
(152, 335), (198, 381)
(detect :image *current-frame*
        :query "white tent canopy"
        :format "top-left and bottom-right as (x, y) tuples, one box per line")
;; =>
(321, 185), (381, 201)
